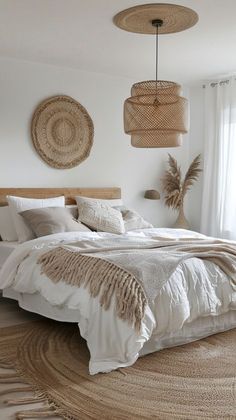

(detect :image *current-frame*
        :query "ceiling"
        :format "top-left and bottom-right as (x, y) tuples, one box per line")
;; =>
(0, 0), (235, 85)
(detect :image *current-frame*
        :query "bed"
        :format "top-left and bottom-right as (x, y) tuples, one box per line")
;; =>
(0, 188), (236, 375)
(0, 241), (18, 269)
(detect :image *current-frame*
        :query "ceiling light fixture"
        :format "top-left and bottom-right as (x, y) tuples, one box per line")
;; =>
(114, 4), (199, 148)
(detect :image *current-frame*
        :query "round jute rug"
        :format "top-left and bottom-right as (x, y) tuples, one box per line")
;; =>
(0, 321), (235, 419)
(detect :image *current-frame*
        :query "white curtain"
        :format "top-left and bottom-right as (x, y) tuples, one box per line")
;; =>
(201, 77), (236, 240)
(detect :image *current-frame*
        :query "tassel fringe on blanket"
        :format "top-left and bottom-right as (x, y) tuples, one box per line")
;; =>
(38, 248), (147, 331)
(38, 239), (236, 332)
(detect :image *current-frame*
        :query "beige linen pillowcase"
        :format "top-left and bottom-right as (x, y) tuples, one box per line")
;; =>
(114, 206), (153, 232)
(20, 207), (91, 238)
(76, 197), (125, 234)
(7, 195), (65, 242)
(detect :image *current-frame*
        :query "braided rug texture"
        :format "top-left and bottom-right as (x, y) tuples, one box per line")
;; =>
(0, 321), (235, 419)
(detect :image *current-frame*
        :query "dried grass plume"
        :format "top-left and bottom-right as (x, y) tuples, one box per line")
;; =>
(162, 154), (202, 210)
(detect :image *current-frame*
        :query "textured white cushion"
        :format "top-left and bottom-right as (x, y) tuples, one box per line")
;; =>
(7, 195), (65, 242)
(77, 197), (125, 234)
(0, 206), (18, 241)
(114, 206), (153, 232)
(75, 196), (123, 208)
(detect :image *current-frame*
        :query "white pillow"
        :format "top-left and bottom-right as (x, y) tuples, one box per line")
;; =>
(0, 206), (18, 241)
(66, 205), (78, 219)
(7, 195), (65, 243)
(76, 197), (125, 234)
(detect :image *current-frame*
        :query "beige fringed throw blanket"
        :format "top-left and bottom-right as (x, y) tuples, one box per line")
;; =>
(38, 237), (236, 331)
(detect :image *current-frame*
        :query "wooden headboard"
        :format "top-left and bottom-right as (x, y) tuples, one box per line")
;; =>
(0, 188), (121, 206)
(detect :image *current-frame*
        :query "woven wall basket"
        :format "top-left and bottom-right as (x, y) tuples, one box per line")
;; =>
(31, 95), (94, 169)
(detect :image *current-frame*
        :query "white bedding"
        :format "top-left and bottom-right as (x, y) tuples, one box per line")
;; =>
(0, 241), (18, 268)
(0, 228), (236, 375)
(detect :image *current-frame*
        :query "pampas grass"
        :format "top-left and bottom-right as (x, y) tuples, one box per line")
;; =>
(162, 154), (202, 210)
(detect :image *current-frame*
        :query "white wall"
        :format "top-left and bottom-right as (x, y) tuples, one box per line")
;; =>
(186, 86), (204, 231)
(0, 57), (191, 227)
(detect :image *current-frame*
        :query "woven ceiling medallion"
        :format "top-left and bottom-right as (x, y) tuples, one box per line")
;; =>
(31, 95), (94, 169)
(113, 3), (199, 34)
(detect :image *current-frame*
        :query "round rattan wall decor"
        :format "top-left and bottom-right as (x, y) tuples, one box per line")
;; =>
(31, 95), (94, 169)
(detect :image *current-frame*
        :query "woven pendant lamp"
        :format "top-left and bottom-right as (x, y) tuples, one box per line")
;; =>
(114, 4), (199, 148)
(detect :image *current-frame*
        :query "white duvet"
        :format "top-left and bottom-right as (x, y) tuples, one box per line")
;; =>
(0, 228), (236, 375)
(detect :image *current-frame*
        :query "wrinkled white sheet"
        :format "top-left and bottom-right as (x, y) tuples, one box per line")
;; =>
(0, 228), (236, 375)
(0, 241), (18, 268)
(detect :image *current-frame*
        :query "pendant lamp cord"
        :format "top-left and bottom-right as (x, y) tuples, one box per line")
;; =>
(152, 19), (163, 103)
(155, 24), (159, 88)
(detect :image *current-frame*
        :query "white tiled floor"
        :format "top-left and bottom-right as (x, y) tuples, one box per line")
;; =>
(0, 296), (61, 419)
